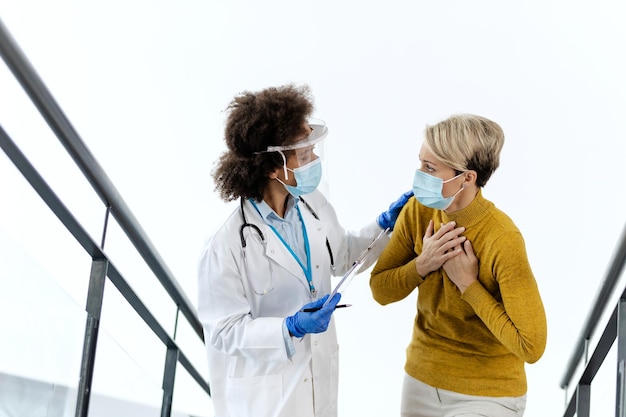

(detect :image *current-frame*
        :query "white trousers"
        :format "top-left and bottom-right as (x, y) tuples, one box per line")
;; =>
(400, 372), (526, 417)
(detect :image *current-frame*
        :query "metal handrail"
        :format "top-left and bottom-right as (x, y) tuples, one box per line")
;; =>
(0, 17), (203, 341)
(0, 124), (210, 397)
(560, 222), (626, 389)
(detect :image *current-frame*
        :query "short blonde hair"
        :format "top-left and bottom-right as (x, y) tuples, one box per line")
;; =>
(424, 114), (504, 187)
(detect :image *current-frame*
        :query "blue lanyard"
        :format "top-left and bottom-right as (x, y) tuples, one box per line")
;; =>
(249, 199), (315, 295)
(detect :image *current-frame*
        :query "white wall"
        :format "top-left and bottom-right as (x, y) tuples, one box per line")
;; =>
(1, 1), (625, 416)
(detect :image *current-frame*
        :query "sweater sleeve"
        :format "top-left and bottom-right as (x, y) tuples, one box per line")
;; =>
(370, 201), (424, 305)
(462, 231), (547, 363)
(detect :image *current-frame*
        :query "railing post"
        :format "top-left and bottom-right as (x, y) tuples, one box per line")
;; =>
(75, 259), (108, 417)
(576, 384), (591, 417)
(616, 298), (626, 417)
(161, 345), (179, 417)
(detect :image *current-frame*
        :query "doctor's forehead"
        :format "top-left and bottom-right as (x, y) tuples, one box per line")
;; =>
(292, 124), (312, 142)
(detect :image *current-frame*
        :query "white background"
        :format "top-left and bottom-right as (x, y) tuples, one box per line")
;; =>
(1, 1), (626, 416)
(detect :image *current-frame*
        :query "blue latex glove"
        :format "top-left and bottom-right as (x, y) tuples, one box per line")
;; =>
(286, 294), (342, 338)
(377, 190), (414, 231)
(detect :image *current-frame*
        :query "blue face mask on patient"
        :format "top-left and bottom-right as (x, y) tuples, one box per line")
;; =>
(412, 170), (464, 210)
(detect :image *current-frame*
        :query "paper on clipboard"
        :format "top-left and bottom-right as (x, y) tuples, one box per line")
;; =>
(322, 227), (390, 307)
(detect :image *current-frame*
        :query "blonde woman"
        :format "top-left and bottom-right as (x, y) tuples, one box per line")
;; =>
(370, 114), (547, 417)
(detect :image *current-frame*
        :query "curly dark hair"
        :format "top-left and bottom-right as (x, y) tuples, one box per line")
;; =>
(212, 84), (314, 202)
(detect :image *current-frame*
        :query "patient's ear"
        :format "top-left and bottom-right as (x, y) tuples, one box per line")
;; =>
(464, 170), (477, 186)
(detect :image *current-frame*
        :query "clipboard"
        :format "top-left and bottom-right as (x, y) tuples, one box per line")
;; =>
(322, 227), (390, 307)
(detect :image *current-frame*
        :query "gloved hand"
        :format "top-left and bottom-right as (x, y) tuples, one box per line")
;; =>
(285, 293), (342, 338)
(377, 190), (414, 231)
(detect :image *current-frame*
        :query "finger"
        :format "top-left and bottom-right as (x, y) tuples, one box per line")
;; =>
(443, 226), (466, 241)
(445, 246), (463, 259)
(307, 296), (328, 309)
(433, 221), (453, 237)
(326, 293), (342, 309)
(442, 235), (467, 253)
(463, 239), (475, 257)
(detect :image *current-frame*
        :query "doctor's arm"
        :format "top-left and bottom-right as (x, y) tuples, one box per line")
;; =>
(310, 190), (411, 276)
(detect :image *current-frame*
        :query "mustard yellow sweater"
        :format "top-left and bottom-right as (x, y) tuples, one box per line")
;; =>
(370, 190), (547, 397)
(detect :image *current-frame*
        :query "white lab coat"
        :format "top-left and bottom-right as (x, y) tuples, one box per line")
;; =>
(197, 190), (387, 417)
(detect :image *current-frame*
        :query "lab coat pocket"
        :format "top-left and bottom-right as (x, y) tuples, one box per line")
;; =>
(328, 347), (339, 411)
(249, 270), (274, 296)
(313, 344), (340, 416)
(225, 374), (282, 417)
(243, 245), (275, 296)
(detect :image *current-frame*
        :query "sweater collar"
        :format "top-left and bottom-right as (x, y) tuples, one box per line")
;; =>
(441, 188), (489, 227)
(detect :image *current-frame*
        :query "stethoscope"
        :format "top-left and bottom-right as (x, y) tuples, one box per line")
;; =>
(239, 197), (335, 294)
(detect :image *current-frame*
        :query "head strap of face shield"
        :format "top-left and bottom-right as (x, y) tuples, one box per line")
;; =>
(266, 123), (327, 152)
(255, 120), (328, 154)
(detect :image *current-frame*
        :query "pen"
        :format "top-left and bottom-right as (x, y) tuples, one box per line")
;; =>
(301, 304), (352, 313)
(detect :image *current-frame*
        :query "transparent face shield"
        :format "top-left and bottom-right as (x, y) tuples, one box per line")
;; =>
(259, 119), (329, 180)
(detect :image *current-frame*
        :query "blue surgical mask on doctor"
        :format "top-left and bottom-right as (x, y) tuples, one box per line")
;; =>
(280, 158), (322, 196)
(412, 169), (465, 210)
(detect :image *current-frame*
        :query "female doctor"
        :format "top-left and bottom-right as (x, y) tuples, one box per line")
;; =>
(197, 84), (411, 417)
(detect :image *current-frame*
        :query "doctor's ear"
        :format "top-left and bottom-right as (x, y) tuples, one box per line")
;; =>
(268, 166), (282, 179)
